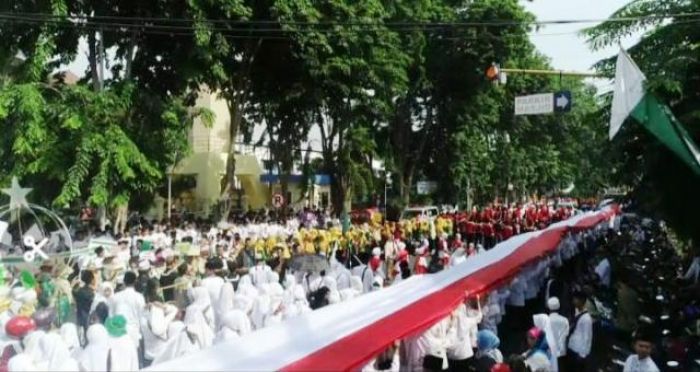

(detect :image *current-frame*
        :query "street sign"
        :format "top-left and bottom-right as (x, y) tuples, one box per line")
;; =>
(554, 90), (572, 113)
(272, 193), (285, 208)
(514, 93), (554, 116)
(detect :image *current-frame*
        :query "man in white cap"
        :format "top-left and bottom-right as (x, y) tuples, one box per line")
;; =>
(548, 297), (570, 367)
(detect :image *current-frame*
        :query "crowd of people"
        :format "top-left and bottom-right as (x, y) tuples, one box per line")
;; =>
(0, 200), (697, 372)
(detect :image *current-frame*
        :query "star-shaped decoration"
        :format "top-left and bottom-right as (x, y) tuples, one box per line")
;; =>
(2, 177), (31, 210)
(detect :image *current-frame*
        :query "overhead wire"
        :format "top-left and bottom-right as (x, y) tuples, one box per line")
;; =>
(1, 10), (700, 27)
(0, 11), (698, 42)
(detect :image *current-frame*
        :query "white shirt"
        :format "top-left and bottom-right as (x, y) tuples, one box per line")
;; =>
(623, 355), (660, 372)
(595, 258), (611, 287)
(108, 335), (140, 372)
(446, 305), (478, 360)
(112, 287), (146, 343)
(549, 312), (570, 357)
(568, 310), (593, 358)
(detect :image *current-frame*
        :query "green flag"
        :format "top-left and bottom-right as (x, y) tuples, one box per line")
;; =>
(610, 49), (700, 175)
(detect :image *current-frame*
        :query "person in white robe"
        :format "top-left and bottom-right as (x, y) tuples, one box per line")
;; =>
(446, 303), (477, 368)
(594, 257), (611, 288)
(232, 294), (254, 317)
(282, 274), (302, 306)
(151, 321), (199, 365)
(201, 269), (225, 321)
(111, 272), (146, 347)
(546, 297), (569, 362)
(105, 315), (139, 372)
(250, 285), (272, 330)
(236, 275), (259, 300)
(351, 262), (375, 293)
(533, 314), (559, 372)
(399, 334), (428, 372)
(36, 333), (79, 371)
(7, 331), (45, 372)
(283, 287), (311, 320)
(58, 323), (81, 359)
(419, 316), (455, 372)
(214, 310), (251, 344)
(90, 282), (115, 315)
(215, 283), (235, 331)
(248, 256), (272, 288)
(184, 288), (215, 349)
(141, 303), (178, 364)
(77, 324), (111, 372)
(7, 354), (36, 372)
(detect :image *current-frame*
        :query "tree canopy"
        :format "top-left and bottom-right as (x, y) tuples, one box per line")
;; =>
(0, 0), (615, 219)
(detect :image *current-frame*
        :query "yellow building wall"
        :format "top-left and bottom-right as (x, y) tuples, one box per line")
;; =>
(169, 88), (329, 215)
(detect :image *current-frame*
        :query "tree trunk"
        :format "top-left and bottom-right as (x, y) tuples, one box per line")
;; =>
(88, 32), (100, 92)
(400, 171), (413, 206)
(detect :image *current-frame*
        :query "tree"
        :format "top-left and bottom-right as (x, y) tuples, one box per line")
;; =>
(274, 0), (410, 214)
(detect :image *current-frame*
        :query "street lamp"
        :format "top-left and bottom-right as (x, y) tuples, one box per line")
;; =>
(167, 164), (174, 221)
(384, 171), (392, 216)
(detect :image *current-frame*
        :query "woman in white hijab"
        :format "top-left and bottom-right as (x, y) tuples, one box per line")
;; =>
(184, 288), (215, 349)
(282, 286), (310, 320)
(215, 284), (235, 331)
(8, 331), (45, 372)
(214, 310), (251, 344)
(7, 331), (46, 372)
(7, 354), (36, 372)
(237, 275), (259, 299)
(77, 324), (111, 372)
(90, 282), (115, 314)
(36, 333), (79, 371)
(282, 274), (302, 306)
(141, 303), (178, 364)
(250, 285), (271, 330)
(151, 321), (199, 365)
(59, 323), (81, 359)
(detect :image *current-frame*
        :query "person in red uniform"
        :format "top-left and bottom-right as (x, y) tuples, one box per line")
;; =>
(466, 220), (477, 245)
(483, 221), (495, 249)
(502, 224), (514, 241)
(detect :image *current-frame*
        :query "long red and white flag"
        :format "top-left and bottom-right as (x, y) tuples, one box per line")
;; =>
(148, 208), (615, 372)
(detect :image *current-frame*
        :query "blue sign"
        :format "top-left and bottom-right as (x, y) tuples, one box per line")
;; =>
(554, 90), (572, 113)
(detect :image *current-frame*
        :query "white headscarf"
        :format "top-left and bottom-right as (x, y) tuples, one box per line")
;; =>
(59, 323), (81, 358)
(78, 324), (111, 372)
(90, 281), (115, 314)
(187, 287), (214, 329)
(250, 286), (271, 330)
(237, 275), (258, 299)
(232, 294), (254, 315)
(283, 287), (310, 320)
(15, 331), (45, 367)
(214, 310), (251, 344)
(38, 333), (79, 371)
(151, 321), (199, 365)
(7, 354), (36, 372)
(216, 284), (235, 330)
(184, 288), (216, 349)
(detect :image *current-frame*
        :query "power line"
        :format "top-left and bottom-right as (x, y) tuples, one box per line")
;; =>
(1, 11), (699, 28)
(2, 16), (698, 42)
(0, 16), (608, 41)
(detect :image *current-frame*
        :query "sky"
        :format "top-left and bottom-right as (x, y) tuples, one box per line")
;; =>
(521, 0), (639, 89)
